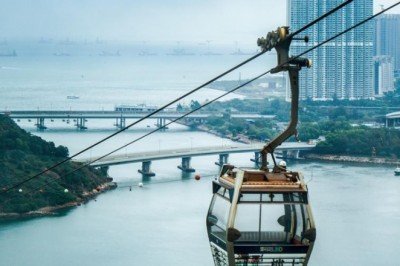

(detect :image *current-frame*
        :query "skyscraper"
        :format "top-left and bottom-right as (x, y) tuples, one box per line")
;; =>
(373, 55), (394, 96)
(374, 14), (400, 75)
(287, 0), (374, 100)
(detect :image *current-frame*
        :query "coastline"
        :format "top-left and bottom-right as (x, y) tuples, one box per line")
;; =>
(303, 153), (400, 166)
(0, 182), (117, 220)
(192, 124), (400, 166)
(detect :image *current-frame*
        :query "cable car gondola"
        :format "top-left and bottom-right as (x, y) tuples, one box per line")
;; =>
(207, 164), (316, 265)
(207, 27), (316, 265)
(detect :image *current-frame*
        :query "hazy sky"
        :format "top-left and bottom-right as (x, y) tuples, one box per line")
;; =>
(0, 0), (399, 44)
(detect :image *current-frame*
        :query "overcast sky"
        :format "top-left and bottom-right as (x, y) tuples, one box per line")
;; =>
(0, 0), (399, 44)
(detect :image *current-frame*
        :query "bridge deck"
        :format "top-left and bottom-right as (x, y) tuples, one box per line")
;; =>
(5, 110), (274, 120)
(77, 142), (315, 166)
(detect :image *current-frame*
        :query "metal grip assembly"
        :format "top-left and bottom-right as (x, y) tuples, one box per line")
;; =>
(257, 27), (289, 52)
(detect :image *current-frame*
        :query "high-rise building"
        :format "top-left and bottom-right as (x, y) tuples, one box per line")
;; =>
(373, 55), (394, 96)
(374, 14), (400, 75)
(287, 0), (374, 101)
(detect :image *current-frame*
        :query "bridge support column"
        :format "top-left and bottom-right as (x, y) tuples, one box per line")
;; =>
(138, 161), (155, 177)
(156, 118), (166, 129)
(36, 118), (46, 130)
(251, 151), (260, 165)
(177, 157), (195, 172)
(287, 150), (300, 159)
(215, 153), (229, 166)
(115, 117), (126, 129)
(77, 118), (87, 130)
(281, 151), (288, 159)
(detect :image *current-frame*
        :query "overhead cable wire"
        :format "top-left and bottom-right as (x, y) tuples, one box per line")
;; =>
(72, 1), (400, 176)
(13, 70), (272, 196)
(290, 0), (354, 36)
(1, 52), (265, 193)
(15, 0), (397, 196)
(294, 1), (400, 62)
(0, 0), (362, 194)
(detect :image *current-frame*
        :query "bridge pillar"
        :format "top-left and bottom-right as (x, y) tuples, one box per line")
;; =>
(288, 150), (300, 159)
(156, 118), (166, 129)
(215, 153), (229, 166)
(115, 117), (126, 129)
(138, 161), (155, 177)
(77, 118), (87, 130)
(177, 157), (195, 172)
(36, 117), (46, 130)
(250, 151), (260, 165)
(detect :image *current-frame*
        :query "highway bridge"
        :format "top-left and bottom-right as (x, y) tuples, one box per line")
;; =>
(77, 142), (316, 176)
(4, 110), (274, 130)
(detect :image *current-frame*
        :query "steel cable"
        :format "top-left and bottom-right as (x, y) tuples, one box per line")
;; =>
(2, 0), (373, 194)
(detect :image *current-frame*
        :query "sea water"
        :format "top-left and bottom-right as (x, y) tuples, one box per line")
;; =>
(0, 40), (400, 265)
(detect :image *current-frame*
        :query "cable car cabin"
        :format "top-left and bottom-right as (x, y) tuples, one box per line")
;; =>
(207, 164), (316, 266)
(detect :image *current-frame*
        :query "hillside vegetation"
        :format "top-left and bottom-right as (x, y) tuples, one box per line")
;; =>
(0, 115), (112, 215)
(195, 92), (400, 159)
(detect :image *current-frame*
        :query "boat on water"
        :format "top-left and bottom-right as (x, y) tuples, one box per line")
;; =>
(0, 50), (17, 57)
(99, 50), (120, 56)
(54, 52), (71, 56)
(394, 167), (400, 176)
(67, 95), (79, 100)
(166, 48), (195, 56)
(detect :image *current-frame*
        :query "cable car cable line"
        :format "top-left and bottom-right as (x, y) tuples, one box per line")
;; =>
(1, 52), (265, 194)
(7, 1), (396, 197)
(2, 0), (391, 195)
(289, 0), (354, 37)
(10, 69), (273, 197)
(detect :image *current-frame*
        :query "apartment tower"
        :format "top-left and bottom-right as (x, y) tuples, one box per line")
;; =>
(287, 0), (374, 100)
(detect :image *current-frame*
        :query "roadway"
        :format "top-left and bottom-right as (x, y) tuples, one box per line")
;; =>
(4, 110), (275, 129)
(79, 142), (316, 167)
(5, 110), (274, 120)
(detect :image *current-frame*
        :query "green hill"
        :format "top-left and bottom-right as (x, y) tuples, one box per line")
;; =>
(0, 114), (115, 216)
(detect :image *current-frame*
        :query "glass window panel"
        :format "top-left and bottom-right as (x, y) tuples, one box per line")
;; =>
(295, 204), (304, 238)
(210, 195), (230, 231)
(235, 203), (260, 232)
(260, 204), (286, 232)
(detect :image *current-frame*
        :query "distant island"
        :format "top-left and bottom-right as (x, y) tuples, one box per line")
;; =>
(0, 114), (116, 219)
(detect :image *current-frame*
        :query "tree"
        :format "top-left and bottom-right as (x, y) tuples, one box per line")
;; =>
(190, 100), (201, 110)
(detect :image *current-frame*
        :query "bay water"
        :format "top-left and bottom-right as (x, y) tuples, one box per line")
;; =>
(0, 40), (399, 265)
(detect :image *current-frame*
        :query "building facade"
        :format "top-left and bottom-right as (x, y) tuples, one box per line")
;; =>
(287, 0), (374, 101)
(374, 14), (400, 76)
(373, 55), (394, 96)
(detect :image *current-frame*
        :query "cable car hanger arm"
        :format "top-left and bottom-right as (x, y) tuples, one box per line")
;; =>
(257, 27), (311, 171)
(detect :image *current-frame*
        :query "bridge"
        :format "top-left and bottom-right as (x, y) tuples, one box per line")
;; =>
(4, 110), (274, 130)
(77, 142), (316, 176)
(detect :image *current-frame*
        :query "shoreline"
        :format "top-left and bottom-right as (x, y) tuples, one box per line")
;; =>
(0, 182), (117, 220)
(192, 124), (400, 166)
(303, 153), (400, 166)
